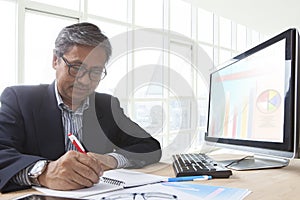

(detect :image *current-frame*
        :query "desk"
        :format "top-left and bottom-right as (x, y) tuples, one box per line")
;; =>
(2, 159), (300, 200)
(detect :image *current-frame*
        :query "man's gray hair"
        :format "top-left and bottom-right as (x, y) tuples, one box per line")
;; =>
(54, 22), (112, 63)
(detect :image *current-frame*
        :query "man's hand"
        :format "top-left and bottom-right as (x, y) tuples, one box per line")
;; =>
(38, 151), (103, 190)
(87, 153), (118, 171)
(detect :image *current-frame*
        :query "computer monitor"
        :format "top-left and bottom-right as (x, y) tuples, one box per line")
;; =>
(205, 28), (300, 170)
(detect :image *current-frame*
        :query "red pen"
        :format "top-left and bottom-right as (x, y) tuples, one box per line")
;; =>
(68, 133), (87, 154)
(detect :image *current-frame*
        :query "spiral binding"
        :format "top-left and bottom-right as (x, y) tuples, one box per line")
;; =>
(101, 177), (125, 186)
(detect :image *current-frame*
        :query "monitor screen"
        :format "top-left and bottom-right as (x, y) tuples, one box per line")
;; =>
(205, 28), (300, 168)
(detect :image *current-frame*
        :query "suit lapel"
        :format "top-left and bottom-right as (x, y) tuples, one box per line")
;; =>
(33, 83), (65, 160)
(32, 85), (112, 157)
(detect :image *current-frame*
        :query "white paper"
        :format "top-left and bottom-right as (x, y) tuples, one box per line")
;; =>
(34, 182), (122, 198)
(34, 169), (166, 198)
(102, 169), (166, 187)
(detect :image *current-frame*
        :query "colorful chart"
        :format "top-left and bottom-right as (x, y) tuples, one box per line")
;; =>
(256, 90), (281, 113)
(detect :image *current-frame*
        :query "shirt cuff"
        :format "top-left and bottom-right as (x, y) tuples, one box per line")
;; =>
(106, 153), (132, 168)
(10, 164), (33, 186)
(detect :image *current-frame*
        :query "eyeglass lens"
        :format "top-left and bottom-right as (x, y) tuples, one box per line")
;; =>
(61, 56), (106, 81)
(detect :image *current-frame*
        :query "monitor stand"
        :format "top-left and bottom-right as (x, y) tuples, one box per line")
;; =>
(218, 155), (290, 170)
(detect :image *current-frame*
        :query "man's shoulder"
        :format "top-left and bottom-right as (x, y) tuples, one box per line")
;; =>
(1, 84), (52, 104)
(1, 84), (54, 109)
(95, 92), (113, 99)
(94, 92), (120, 106)
(5, 84), (50, 96)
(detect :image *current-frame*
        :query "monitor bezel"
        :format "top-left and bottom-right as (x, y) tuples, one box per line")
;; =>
(205, 28), (300, 159)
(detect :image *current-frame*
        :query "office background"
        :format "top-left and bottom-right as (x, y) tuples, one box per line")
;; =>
(0, 0), (294, 160)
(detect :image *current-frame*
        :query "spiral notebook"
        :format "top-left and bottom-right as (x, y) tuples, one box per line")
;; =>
(34, 169), (166, 198)
(103, 169), (166, 187)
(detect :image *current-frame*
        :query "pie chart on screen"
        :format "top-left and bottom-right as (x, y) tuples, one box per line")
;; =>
(256, 90), (281, 113)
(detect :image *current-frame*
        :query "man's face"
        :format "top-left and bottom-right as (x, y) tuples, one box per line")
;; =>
(53, 45), (107, 107)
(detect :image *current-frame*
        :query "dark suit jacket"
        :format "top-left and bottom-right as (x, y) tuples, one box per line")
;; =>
(0, 82), (161, 192)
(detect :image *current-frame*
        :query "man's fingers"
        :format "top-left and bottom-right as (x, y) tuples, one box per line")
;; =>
(39, 151), (102, 190)
(87, 152), (118, 171)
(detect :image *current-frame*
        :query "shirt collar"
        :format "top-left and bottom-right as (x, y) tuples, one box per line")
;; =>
(54, 80), (89, 112)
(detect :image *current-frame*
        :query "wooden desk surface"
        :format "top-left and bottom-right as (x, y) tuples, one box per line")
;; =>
(2, 159), (300, 200)
(138, 160), (300, 200)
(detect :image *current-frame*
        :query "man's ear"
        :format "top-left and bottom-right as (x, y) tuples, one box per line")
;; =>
(52, 54), (59, 69)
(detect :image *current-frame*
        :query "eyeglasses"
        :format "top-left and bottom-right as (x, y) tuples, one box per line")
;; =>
(60, 56), (107, 81)
(101, 192), (178, 200)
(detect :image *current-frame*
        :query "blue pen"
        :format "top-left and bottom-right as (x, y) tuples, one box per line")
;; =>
(167, 175), (212, 182)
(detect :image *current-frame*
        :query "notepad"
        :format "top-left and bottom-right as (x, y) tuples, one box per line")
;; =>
(34, 169), (166, 198)
(102, 169), (166, 188)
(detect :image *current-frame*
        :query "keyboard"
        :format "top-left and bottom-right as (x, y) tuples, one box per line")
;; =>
(172, 153), (232, 178)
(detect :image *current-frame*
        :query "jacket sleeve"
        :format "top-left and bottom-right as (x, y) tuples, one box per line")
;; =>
(0, 87), (44, 192)
(101, 95), (162, 168)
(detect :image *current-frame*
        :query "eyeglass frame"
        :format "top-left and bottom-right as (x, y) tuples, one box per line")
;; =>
(59, 55), (107, 82)
(100, 192), (178, 200)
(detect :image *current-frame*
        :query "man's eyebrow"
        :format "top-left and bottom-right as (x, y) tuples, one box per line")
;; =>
(68, 59), (84, 64)
(66, 58), (105, 68)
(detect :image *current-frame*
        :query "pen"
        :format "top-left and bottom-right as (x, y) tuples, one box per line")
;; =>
(167, 175), (212, 182)
(68, 133), (87, 154)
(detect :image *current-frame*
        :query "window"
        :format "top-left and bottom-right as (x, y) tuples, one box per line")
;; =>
(219, 49), (232, 64)
(199, 44), (213, 63)
(97, 55), (128, 95)
(88, 19), (128, 39)
(237, 24), (247, 51)
(133, 49), (164, 98)
(169, 41), (193, 135)
(198, 8), (213, 44)
(29, 0), (80, 10)
(24, 11), (77, 84)
(91, 21), (129, 95)
(0, 0), (16, 93)
(133, 101), (165, 135)
(131, 49), (165, 139)
(219, 16), (232, 49)
(88, 0), (128, 22)
(169, 41), (193, 88)
(135, 0), (163, 29)
(170, 0), (191, 37)
(169, 99), (191, 131)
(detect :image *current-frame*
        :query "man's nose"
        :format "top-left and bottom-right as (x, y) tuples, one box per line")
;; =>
(76, 71), (91, 84)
